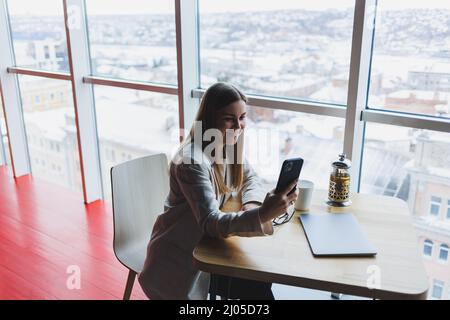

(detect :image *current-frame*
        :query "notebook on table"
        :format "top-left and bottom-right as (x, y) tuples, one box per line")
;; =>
(299, 213), (377, 257)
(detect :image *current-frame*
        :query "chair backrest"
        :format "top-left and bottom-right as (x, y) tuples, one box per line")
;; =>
(111, 153), (169, 272)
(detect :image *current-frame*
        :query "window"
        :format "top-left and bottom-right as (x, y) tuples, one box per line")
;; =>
(431, 279), (444, 299)
(17, 76), (82, 193)
(368, 1), (450, 119)
(244, 106), (344, 189)
(447, 200), (450, 220)
(430, 196), (442, 217)
(423, 240), (433, 257)
(199, 0), (354, 104)
(85, 0), (177, 84)
(361, 124), (450, 212)
(361, 123), (450, 299)
(7, 0), (69, 72)
(93, 85), (179, 199)
(44, 45), (50, 59)
(439, 244), (449, 262)
(361, 123), (417, 198)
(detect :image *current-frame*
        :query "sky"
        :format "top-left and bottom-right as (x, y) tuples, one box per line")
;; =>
(6, 0), (450, 16)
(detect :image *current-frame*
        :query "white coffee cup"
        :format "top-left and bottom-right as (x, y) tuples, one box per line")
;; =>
(294, 180), (314, 211)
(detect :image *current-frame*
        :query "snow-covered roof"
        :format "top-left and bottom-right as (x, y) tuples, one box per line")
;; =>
(309, 84), (347, 104)
(24, 108), (71, 142)
(22, 97), (179, 153)
(364, 122), (413, 142)
(416, 216), (450, 233)
(387, 90), (449, 101)
(409, 62), (450, 75)
(94, 98), (178, 153)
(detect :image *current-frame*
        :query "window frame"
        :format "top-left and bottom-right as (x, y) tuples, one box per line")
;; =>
(429, 196), (442, 217)
(447, 199), (450, 220)
(423, 239), (433, 258)
(431, 279), (444, 300)
(438, 244), (449, 263)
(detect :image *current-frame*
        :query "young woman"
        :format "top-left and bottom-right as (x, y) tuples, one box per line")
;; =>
(138, 82), (299, 300)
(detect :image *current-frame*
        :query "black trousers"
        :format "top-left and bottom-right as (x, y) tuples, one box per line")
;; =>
(209, 274), (274, 300)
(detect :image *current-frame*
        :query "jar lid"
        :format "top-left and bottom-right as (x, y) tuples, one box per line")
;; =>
(332, 153), (351, 169)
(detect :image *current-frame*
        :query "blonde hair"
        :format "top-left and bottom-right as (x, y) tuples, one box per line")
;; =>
(182, 82), (247, 195)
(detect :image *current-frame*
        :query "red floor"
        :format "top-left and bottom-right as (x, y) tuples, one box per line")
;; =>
(0, 166), (147, 299)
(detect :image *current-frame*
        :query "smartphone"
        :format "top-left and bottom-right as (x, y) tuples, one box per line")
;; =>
(275, 157), (304, 195)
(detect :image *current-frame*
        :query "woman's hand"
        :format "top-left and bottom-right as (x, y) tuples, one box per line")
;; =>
(240, 202), (261, 211)
(259, 179), (299, 223)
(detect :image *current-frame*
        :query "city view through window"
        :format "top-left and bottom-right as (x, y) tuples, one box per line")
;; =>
(2, 0), (449, 299)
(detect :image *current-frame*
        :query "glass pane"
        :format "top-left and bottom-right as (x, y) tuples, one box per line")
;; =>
(432, 280), (443, 299)
(361, 123), (450, 299)
(7, 0), (69, 72)
(244, 106), (344, 190)
(93, 86), (179, 199)
(17, 76), (82, 193)
(199, 0), (354, 104)
(86, 0), (177, 85)
(430, 203), (440, 216)
(368, 1), (450, 119)
(423, 243), (432, 257)
(439, 247), (448, 261)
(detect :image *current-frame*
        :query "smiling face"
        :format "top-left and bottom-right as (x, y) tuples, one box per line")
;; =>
(215, 100), (247, 146)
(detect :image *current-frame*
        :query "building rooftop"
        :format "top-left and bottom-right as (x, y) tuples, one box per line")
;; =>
(415, 216), (450, 234)
(387, 89), (449, 101)
(22, 99), (178, 154)
(410, 62), (450, 74)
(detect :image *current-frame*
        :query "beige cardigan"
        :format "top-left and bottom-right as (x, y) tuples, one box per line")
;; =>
(138, 142), (273, 299)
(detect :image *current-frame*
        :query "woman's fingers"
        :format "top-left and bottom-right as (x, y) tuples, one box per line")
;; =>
(281, 179), (298, 196)
(287, 191), (298, 203)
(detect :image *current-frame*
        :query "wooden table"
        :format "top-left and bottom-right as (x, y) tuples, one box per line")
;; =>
(193, 190), (429, 299)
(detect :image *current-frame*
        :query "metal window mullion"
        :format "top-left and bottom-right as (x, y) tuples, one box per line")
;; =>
(83, 75), (178, 95)
(175, 0), (200, 141)
(63, 0), (102, 203)
(192, 88), (347, 118)
(362, 109), (450, 134)
(343, 0), (376, 193)
(0, 0), (31, 176)
(7, 67), (72, 81)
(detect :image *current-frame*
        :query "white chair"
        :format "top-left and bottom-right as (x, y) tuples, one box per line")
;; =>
(111, 153), (169, 300)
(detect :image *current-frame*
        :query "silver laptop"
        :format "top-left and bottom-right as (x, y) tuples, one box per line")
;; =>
(299, 213), (377, 257)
